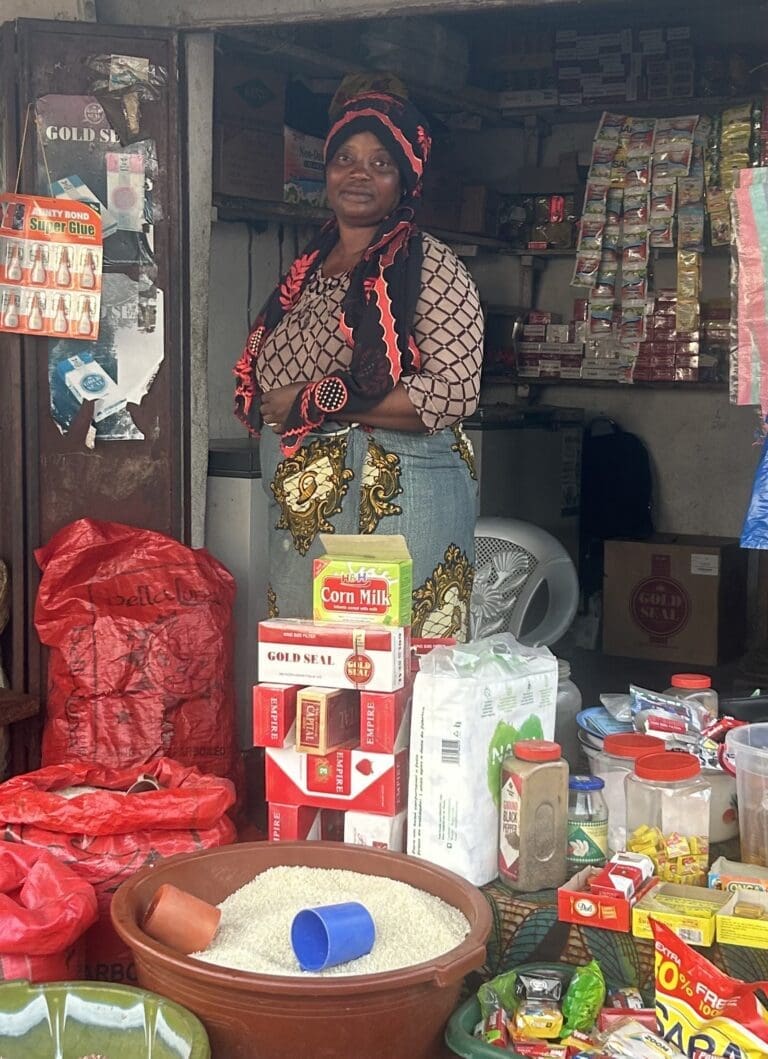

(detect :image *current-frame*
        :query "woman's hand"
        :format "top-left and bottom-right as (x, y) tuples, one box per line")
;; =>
(260, 383), (305, 433)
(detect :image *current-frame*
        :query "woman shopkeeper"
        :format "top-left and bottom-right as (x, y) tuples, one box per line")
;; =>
(234, 92), (484, 641)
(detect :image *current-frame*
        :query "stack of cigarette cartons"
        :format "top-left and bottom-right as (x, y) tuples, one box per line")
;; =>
(253, 536), (413, 851)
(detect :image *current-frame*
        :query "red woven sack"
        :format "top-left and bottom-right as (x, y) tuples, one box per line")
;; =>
(0, 758), (237, 983)
(0, 842), (98, 983)
(34, 518), (240, 791)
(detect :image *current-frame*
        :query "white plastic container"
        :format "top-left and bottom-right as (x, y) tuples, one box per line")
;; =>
(664, 673), (718, 721)
(726, 723), (768, 865)
(590, 733), (663, 854)
(626, 751), (711, 885)
(554, 659), (582, 770)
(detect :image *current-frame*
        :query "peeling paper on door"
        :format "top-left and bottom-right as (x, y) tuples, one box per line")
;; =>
(48, 272), (164, 444)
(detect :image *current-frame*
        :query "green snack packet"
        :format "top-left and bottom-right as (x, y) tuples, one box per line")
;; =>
(560, 959), (606, 1036)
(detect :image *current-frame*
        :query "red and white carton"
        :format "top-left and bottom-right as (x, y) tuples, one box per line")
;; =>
(258, 619), (408, 692)
(558, 866), (657, 933)
(269, 802), (322, 841)
(252, 683), (302, 748)
(344, 809), (407, 851)
(268, 802), (346, 842)
(265, 745), (408, 815)
(359, 684), (412, 753)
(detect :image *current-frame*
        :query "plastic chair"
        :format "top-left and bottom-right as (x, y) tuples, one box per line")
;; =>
(471, 517), (579, 646)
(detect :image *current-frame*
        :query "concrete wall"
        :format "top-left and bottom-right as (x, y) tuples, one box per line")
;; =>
(4, 0), (94, 17)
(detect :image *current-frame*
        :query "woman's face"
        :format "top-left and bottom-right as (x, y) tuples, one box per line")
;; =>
(326, 131), (402, 228)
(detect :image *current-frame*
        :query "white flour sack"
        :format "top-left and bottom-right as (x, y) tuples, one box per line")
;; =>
(407, 635), (557, 885)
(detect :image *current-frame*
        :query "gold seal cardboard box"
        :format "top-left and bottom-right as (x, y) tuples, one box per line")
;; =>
(602, 534), (747, 665)
(313, 534), (412, 627)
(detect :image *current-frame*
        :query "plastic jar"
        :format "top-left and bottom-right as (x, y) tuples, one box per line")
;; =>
(625, 752), (711, 885)
(591, 733), (664, 854)
(554, 659), (583, 770)
(499, 739), (568, 891)
(664, 674), (719, 722)
(567, 775), (608, 873)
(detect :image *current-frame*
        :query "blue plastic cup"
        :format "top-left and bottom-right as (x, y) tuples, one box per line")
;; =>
(290, 901), (376, 972)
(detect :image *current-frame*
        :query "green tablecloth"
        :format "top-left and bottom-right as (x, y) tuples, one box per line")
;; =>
(479, 844), (768, 1001)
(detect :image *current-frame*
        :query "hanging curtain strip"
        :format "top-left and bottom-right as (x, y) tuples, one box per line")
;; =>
(13, 103), (53, 195)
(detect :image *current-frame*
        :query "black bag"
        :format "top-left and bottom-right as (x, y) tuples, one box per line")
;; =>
(579, 417), (654, 597)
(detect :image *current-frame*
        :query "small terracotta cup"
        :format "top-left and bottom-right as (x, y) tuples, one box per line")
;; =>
(142, 883), (221, 954)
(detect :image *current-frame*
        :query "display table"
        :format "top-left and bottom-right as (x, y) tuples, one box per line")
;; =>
(480, 844), (768, 1001)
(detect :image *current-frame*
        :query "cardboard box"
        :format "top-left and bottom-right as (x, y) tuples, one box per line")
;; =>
(632, 881), (730, 945)
(313, 535), (412, 627)
(558, 867), (657, 933)
(359, 685), (411, 753)
(296, 687), (360, 755)
(459, 185), (501, 236)
(266, 746), (408, 815)
(284, 127), (326, 208)
(252, 683), (302, 748)
(268, 802), (345, 842)
(344, 809), (407, 851)
(603, 536), (748, 665)
(214, 122), (284, 201)
(215, 56), (286, 128)
(708, 856), (768, 893)
(258, 619), (409, 692)
(716, 890), (768, 948)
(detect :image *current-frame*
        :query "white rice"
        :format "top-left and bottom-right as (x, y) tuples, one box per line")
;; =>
(191, 865), (470, 977)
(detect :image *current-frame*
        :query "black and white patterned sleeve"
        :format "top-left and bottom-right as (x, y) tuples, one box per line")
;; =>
(401, 235), (485, 432)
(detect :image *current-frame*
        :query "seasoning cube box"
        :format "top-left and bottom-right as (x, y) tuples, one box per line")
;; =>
(296, 687), (360, 755)
(632, 881), (730, 946)
(312, 534), (412, 627)
(359, 684), (412, 753)
(258, 619), (408, 692)
(252, 683), (302, 748)
(265, 745), (408, 815)
(716, 890), (768, 949)
(344, 810), (407, 852)
(558, 867), (657, 933)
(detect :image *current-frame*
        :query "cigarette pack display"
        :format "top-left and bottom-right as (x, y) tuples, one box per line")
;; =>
(258, 619), (408, 692)
(268, 802), (322, 842)
(296, 687), (360, 755)
(344, 809), (407, 851)
(252, 683), (302, 748)
(359, 684), (412, 753)
(56, 352), (125, 422)
(313, 535), (412, 627)
(265, 745), (408, 815)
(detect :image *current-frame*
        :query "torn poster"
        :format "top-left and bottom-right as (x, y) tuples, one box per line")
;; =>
(48, 272), (163, 443)
(0, 192), (102, 339)
(35, 95), (158, 268)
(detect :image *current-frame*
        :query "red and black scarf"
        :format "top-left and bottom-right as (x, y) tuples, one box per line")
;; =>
(233, 92), (432, 457)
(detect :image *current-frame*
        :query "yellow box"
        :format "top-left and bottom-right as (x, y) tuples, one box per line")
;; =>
(632, 882), (730, 947)
(716, 890), (768, 948)
(313, 535), (412, 627)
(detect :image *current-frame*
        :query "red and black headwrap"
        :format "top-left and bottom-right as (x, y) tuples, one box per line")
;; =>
(233, 92), (432, 456)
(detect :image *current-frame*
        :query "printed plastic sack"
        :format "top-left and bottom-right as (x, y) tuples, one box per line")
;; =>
(741, 429), (768, 549)
(0, 757), (236, 983)
(407, 634), (557, 885)
(653, 917), (768, 1057)
(34, 518), (241, 791)
(0, 842), (97, 983)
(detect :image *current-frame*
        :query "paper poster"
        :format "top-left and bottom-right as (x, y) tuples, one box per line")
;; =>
(48, 273), (164, 442)
(0, 192), (102, 339)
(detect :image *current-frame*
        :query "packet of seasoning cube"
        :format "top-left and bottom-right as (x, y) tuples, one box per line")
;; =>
(597, 1017), (686, 1057)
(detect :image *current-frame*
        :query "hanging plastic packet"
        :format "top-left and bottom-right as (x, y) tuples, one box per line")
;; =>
(676, 250), (701, 331)
(623, 192), (650, 224)
(677, 205), (705, 252)
(579, 218), (606, 252)
(589, 298), (615, 335)
(560, 961), (606, 1037)
(583, 180), (611, 217)
(621, 270), (648, 306)
(619, 305), (646, 343)
(573, 252), (601, 288)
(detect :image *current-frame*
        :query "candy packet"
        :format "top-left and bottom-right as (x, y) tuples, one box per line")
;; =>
(598, 1017), (686, 1058)
(561, 960), (606, 1037)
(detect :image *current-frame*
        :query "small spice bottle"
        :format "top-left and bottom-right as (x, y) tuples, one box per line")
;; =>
(498, 739), (568, 891)
(567, 775), (608, 874)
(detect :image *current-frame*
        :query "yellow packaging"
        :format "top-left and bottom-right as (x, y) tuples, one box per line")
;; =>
(313, 535), (412, 627)
(716, 889), (768, 949)
(632, 881), (729, 946)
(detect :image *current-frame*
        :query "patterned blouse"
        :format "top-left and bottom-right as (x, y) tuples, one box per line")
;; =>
(255, 233), (484, 433)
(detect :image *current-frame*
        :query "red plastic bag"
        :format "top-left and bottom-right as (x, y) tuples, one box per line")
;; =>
(34, 518), (241, 791)
(0, 758), (237, 983)
(0, 842), (98, 983)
